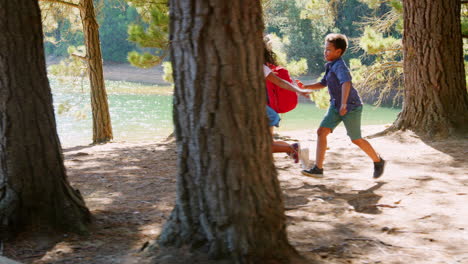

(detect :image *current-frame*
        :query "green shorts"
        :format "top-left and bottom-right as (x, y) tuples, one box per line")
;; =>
(320, 105), (363, 140)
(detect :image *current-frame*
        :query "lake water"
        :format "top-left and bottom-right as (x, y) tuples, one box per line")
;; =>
(51, 80), (401, 147)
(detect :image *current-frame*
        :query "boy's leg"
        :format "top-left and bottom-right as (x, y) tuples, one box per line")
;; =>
(316, 127), (332, 169)
(351, 138), (380, 162)
(314, 107), (341, 169)
(302, 107), (340, 177)
(302, 127), (330, 176)
(343, 107), (386, 178)
(342, 106), (381, 162)
(351, 138), (385, 178)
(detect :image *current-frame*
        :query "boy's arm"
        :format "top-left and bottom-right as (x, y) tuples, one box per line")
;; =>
(266, 73), (312, 97)
(340, 81), (351, 116)
(302, 82), (326, 90)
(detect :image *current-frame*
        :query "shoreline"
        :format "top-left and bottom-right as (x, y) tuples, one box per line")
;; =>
(60, 124), (391, 149)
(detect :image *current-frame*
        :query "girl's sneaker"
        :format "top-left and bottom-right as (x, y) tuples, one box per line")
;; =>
(288, 143), (300, 163)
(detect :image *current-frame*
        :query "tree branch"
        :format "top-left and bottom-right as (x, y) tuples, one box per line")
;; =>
(71, 53), (87, 61)
(38, 0), (79, 9)
(463, 34), (468, 39)
(462, 1), (468, 4)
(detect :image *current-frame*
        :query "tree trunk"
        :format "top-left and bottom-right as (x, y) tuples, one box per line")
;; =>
(79, 0), (113, 144)
(0, 0), (90, 237)
(154, 1), (298, 263)
(394, 0), (468, 138)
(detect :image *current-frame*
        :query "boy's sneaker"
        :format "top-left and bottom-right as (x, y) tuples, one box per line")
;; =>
(301, 165), (324, 178)
(373, 157), (386, 179)
(288, 143), (300, 163)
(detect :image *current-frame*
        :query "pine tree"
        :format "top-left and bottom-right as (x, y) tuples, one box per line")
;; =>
(0, 0), (90, 237)
(394, 0), (468, 138)
(40, 0), (113, 144)
(149, 0), (302, 262)
(126, 0), (169, 68)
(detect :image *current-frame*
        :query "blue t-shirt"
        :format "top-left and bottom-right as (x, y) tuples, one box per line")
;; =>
(320, 58), (362, 111)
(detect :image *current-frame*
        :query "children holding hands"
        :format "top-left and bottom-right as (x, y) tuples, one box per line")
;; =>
(298, 33), (385, 179)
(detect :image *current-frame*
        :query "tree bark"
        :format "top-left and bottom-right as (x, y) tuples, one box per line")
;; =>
(154, 0), (298, 263)
(0, 0), (90, 237)
(79, 0), (113, 144)
(394, 0), (468, 138)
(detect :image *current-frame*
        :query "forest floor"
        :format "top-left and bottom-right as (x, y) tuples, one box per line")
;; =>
(3, 125), (468, 264)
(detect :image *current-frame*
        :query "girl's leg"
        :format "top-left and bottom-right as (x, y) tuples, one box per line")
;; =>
(272, 141), (293, 153)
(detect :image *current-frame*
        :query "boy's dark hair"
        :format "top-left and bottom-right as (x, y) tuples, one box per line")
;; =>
(325, 33), (348, 55)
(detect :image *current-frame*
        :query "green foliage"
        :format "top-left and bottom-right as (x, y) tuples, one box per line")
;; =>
(98, 0), (139, 62)
(48, 46), (87, 80)
(359, 27), (400, 55)
(334, 0), (372, 41)
(309, 88), (330, 109)
(350, 1), (404, 106)
(162, 61), (173, 84)
(357, 0), (402, 10)
(357, 0), (382, 9)
(267, 34), (309, 76)
(462, 4), (468, 38)
(126, 0), (169, 68)
(286, 58), (309, 77)
(265, 0), (334, 75)
(128, 51), (164, 68)
(300, 0), (335, 25)
(41, 5), (84, 58)
(41, 0), (138, 63)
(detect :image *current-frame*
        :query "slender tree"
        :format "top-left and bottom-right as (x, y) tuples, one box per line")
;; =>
(40, 0), (113, 144)
(153, 0), (299, 263)
(393, 0), (468, 138)
(78, 0), (113, 143)
(0, 0), (91, 236)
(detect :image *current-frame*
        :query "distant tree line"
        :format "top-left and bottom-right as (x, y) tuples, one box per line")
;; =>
(42, 0), (466, 108)
(42, 0), (383, 71)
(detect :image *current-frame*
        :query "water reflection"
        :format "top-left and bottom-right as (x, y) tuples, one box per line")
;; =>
(51, 78), (400, 147)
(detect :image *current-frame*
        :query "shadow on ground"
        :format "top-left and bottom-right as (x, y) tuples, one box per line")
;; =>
(4, 141), (177, 264)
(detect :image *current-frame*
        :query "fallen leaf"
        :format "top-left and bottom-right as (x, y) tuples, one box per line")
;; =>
(376, 204), (398, 208)
(418, 215), (432, 220)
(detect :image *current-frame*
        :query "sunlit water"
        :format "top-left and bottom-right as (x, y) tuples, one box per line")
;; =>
(51, 79), (401, 147)
(278, 103), (401, 131)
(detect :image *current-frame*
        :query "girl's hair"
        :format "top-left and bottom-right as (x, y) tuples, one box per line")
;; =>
(264, 42), (278, 66)
(325, 33), (348, 54)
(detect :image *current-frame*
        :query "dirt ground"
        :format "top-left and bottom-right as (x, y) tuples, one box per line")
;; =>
(101, 63), (167, 85)
(3, 124), (468, 264)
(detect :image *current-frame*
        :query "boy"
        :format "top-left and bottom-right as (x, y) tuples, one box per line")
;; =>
(298, 33), (385, 178)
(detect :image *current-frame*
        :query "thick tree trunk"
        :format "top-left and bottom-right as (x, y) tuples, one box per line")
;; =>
(394, 0), (468, 138)
(155, 1), (298, 263)
(79, 0), (113, 144)
(0, 0), (90, 237)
